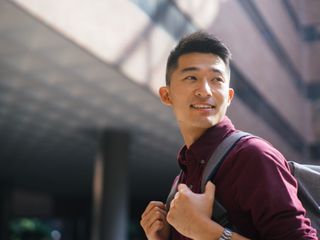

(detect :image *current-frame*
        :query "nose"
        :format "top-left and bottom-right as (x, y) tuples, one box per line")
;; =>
(195, 80), (212, 98)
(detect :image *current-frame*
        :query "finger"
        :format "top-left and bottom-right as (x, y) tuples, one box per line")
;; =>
(166, 207), (176, 225)
(141, 207), (167, 232)
(141, 201), (166, 218)
(204, 181), (215, 200)
(170, 198), (175, 209)
(141, 205), (167, 225)
(173, 191), (180, 200)
(147, 219), (165, 237)
(143, 217), (165, 236)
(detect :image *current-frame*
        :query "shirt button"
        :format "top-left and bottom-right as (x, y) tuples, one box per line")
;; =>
(189, 185), (193, 190)
(200, 159), (205, 164)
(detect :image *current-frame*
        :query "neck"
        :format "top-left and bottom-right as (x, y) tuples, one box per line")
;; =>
(180, 125), (209, 148)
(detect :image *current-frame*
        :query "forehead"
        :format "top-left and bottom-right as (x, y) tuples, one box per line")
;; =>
(175, 52), (227, 74)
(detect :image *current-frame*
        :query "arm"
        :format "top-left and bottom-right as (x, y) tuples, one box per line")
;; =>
(166, 182), (250, 240)
(140, 201), (170, 240)
(230, 139), (318, 239)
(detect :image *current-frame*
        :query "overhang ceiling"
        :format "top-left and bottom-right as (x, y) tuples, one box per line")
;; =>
(0, 1), (183, 203)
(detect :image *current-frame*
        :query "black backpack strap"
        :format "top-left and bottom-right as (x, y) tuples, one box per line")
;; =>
(201, 131), (251, 227)
(166, 173), (181, 210)
(201, 131), (251, 190)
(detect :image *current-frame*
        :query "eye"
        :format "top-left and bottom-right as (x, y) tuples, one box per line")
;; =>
(212, 77), (224, 83)
(184, 76), (197, 81)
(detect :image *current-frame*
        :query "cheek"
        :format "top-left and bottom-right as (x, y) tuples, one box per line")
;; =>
(170, 90), (189, 105)
(215, 89), (229, 102)
(214, 90), (232, 110)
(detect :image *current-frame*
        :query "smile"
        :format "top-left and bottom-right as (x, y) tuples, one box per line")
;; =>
(190, 104), (215, 109)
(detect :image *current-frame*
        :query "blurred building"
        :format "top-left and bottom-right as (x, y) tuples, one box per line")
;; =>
(0, 0), (319, 239)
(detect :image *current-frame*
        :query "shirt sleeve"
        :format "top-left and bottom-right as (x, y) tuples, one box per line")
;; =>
(233, 138), (317, 240)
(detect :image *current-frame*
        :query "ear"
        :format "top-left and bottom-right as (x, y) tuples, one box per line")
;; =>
(227, 88), (234, 106)
(159, 86), (172, 106)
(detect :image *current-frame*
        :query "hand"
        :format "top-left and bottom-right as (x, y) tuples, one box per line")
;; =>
(166, 181), (215, 239)
(140, 201), (170, 240)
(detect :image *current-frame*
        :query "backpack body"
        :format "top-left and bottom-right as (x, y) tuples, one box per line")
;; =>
(288, 161), (320, 235)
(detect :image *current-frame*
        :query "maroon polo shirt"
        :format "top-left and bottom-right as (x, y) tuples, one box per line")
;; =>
(171, 116), (317, 240)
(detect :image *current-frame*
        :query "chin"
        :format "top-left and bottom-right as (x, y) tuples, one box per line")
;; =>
(194, 119), (218, 129)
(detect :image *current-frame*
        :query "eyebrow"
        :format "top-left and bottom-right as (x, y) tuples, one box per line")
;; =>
(180, 66), (224, 75)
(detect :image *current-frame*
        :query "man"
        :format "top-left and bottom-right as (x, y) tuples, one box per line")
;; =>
(140, 31), (317, 240)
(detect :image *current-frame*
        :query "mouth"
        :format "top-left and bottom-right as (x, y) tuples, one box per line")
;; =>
(190, 104), (215, 110)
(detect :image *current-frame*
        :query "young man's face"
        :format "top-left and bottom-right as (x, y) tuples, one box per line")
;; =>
(159, 52), (234, 132)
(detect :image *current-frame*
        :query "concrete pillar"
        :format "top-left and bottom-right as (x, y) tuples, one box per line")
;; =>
(91, 130), (130, 240)
(0, 184), (11, 240)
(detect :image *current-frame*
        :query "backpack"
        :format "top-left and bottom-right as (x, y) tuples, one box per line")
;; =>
(288, 161), (320, 235)
(166, 131), (320, 236)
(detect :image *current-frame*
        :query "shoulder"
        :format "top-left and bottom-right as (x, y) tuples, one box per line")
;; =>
(238, 135), (278, 153)
(223, 134), (297, 194)
(230, 135), (289, 171)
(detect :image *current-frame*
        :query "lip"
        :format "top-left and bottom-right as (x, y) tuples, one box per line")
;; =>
(190, 103), (215, 109)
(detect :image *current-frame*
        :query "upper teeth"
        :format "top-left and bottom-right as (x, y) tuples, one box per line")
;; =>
(192, 104), (213, 109)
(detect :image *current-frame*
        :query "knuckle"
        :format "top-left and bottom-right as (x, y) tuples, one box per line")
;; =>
(170, 199), (175, 208)
(140, 220), (145, 228)
(155, 220), (162, 227)
(179, 189), (187, 197)
(156, 210), (161, 217)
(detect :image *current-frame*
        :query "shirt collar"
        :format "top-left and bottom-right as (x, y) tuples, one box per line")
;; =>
(178, 116), (236, 168)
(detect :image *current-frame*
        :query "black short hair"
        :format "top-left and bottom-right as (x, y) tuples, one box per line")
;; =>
(165, 31), (232, 85)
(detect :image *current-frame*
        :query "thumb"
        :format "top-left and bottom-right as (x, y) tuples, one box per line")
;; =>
(177, 183), (191, 193)
(204, 181), (215, 200)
